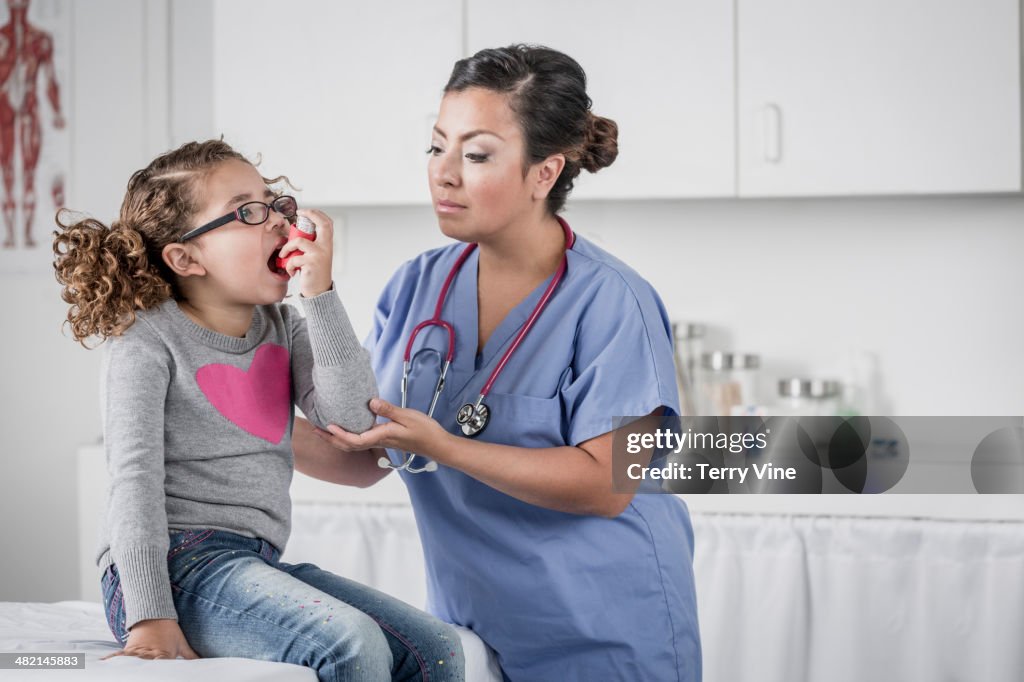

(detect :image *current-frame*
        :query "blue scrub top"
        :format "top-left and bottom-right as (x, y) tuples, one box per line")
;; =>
(366, 231), (701, 681)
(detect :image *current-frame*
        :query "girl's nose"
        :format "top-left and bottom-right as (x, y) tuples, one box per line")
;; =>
(266, 208), (289, 232)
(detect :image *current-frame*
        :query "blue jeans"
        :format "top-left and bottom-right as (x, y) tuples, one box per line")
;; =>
(101, 529), (464, 682)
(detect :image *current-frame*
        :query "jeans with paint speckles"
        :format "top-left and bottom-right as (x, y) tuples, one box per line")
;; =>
(101, 529), (464, 682)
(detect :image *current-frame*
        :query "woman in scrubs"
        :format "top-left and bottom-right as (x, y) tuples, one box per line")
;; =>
(294, 45), (701, 681)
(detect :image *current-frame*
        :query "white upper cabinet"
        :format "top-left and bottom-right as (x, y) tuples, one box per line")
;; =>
(204, 0), (1022, 204)
(737, 0), (1021, 196)
(211, 0), (462, 205)
(466, 0), (736, 199)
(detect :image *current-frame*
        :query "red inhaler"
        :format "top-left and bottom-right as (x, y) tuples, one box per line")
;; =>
(276, 215), (316, 272)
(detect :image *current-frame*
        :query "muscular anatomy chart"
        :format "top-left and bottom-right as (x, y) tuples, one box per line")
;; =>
(0, 0), (65, 252)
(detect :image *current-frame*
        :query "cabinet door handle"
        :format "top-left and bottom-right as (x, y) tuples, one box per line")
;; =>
(762, 103), (783, 164)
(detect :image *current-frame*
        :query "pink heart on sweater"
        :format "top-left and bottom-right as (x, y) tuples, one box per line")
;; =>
(196, 343), (291, 444)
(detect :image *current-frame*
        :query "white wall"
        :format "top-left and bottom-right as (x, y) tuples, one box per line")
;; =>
(2, 1), (1023, 602)
(333, 196), (1024, 417)
(0, 0), (175, 602)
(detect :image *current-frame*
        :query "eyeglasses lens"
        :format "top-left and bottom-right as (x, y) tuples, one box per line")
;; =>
(273, 196), (297, 218)
(235, 196), (297, 226)
(237, 203), (268, 225)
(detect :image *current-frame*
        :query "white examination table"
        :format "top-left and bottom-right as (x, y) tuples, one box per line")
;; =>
(6, 447), (1024, 681)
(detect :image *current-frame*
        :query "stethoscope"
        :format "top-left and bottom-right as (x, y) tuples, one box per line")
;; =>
(378, 217), (575, 474)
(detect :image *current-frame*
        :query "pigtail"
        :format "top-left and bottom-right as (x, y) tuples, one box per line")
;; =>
(52, 138), (281, 347)
(53, 211), (172, 346)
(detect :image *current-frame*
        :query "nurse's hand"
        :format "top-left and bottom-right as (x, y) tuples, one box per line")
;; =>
(319, 398), (453, 460)
(297, 417), (392, 487)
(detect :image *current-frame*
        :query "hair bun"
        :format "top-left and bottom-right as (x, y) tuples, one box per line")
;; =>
(580, 113), (619, 173)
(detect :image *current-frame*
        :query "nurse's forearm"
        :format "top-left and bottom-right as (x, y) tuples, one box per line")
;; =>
(440, 434), (632, 517)
(293, 417), (391, 488)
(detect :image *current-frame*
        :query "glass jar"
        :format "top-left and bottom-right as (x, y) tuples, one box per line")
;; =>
(775, 378), (843, 416)
(672, 322), (705, 416)
(699, 351), (760, 416)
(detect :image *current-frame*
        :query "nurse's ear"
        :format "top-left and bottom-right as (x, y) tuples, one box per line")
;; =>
(530, 153), (566, 202)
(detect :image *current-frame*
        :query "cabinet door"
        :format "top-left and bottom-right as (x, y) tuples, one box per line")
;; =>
(737, 0), (1021, 196)
(211, 0), (462, 205)
(466, 0), (735, 199)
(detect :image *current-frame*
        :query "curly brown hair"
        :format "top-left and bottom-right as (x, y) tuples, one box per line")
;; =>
(53, 139), (285, 347)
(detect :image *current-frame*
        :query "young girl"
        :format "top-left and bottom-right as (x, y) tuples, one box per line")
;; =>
(53, 140), (464, 681)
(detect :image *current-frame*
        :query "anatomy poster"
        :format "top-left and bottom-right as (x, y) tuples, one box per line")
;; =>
(0, 0), (69, 275)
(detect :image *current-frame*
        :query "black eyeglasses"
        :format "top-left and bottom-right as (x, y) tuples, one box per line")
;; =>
(180, 195), (298, 242)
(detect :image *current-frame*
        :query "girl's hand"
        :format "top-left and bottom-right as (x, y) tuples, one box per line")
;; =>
(316, 399), (454, 462)
(102, 618), (200, 661)
(279, 208), (335, 298)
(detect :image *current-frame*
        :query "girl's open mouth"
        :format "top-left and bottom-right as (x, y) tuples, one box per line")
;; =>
(268, 244), (289, 277)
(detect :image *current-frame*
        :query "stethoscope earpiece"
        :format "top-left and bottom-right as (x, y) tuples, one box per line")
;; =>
(378, 452), (439, 473)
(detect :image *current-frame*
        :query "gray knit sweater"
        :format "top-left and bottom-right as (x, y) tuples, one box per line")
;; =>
(96, 291), (376, 629)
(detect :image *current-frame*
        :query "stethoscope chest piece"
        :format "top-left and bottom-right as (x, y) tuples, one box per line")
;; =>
(456, 401), (490, 437)
(392, 217), (574, 468)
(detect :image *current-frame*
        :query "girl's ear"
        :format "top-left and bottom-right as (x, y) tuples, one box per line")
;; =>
(531, 153), (566, 202)
(162, 242), (206, 278)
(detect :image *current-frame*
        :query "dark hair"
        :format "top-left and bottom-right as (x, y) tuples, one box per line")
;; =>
(53, 139), (285, 346)
(444, 44), (618, 214)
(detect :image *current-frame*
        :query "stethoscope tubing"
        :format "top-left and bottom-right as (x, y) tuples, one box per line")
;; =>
(382, 218), (575, 473)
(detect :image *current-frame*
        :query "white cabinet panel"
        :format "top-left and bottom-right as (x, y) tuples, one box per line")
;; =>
(205, 1), (1022, 203)
(466, 0), (735, 199)
(737, 0), (1021, 196)
(211, 0), (461, 206)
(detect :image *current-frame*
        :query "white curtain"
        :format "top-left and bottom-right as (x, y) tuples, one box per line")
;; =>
(287, 504), (429, 609)
(693, 514), (1024, 682)
(286, 504), (1024, 682)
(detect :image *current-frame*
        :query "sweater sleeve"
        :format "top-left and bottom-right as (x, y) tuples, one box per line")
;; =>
(290, 288), (378, 433)
(101, 322), (177, 629)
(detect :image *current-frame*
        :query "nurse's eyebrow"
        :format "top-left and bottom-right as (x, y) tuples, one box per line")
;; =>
(222, 188), (275, 209)
(433, 126), (504, 142)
